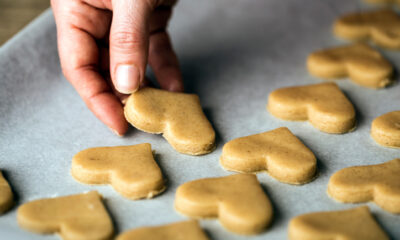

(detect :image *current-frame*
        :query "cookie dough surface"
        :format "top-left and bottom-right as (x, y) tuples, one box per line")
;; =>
(220, 127), (317, 184)
(71, 143), (165, 200)
(116, 220), (209, 240)
(17, 191), (113, 240)
(334, 9), (400, 49)
(328, 159), (400, 214)
(307, 43), (393, 88)
(174, 174), (273, 235)
(288, 206), (389, 240)
(267, 82), (356, 134)
(0, 171), (13, 214)
(371, 111), (400, 148)
(124, 87), (216, 155)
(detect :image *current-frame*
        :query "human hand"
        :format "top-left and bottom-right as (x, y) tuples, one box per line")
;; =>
(51, 0), (183, 136)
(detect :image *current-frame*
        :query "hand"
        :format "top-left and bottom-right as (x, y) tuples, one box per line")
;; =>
(51, 0), (184, 136)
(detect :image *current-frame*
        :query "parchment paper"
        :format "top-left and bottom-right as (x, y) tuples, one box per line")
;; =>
(0, 0), (399, 239)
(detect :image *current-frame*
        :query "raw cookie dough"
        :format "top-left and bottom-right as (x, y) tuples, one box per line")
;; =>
(288, 206), (389, 240)
(307, 43), (393, 88)
(174, 174), (272, 235)
(71, 143), (165, 200)
(124, 87), (216, 155)
(267, 82), (356, 134)
(17, 191), (113, 240)
(0, 171), (13, 214)
(220, 127), (317, 184)
(334, 9), (400, 50)
(371, 111), (400, 148)
(327, 159), (400, 214)
(116, 220), (210, 240)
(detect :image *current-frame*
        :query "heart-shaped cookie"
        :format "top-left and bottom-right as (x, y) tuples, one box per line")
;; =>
(124, 87), (216, 155)
(289, 206), (389, 240)
(116, 220), (209, 240)
(17, 191), (114, 240)
(328, 159), (400, 214)
(267, 82), (356, 134)
(71, 143), (165, 200)
(371, 111), (400, 148)
(0, 171), (13, 214)
(334, 9), (400, 50)
(175, 174), (272, 235)
(220, 127), (317, 184)
(307, 43), (393, 88)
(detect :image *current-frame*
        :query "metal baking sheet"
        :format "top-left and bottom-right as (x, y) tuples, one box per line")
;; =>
(0, 0), (399, 239)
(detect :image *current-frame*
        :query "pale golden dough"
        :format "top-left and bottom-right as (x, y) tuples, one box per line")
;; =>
(328, 159), (400, 214)
(71, 143), (165, 200)
(124, 88), (215, 155)
(371, 111), (400, 148)
(267, 82), (356, 134)
(174, 174), (272, 235)
(17, 191), (113, 240)
(0, 171), (13, 214)
(334, 9), (400, 50)
(288, 206), (389, 240)
(364, 0), (400, 5)
(116, 220), (209, 240)
(307, 43), (393, 88)
(220, 127), (317, 184)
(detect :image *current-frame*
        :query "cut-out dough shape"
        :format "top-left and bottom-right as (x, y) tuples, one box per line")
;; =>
(328, 159), (400, 214)
(175, 174), (272, 235)
(71, 143), (165, 200)
(220, 127), (317, 184)
(288, 206), (389, 240)
(0, 171), (13, 214)
(124, 87), (216, 155)
(307, 43), (393, 88)
(17, 191), (113, 240)
(371, 111), (400, 148)
(267, 82), (356, 134)
(116, 220), (210, 240)
(334, 9), (400, 50)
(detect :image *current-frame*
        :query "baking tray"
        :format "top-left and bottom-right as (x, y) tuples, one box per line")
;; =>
(0, 0), (399, 239)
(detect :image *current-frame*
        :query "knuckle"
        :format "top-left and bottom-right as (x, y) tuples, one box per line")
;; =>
(111, 31), (142, 50)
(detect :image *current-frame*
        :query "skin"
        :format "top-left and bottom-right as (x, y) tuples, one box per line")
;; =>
(51, 0), (184, 136)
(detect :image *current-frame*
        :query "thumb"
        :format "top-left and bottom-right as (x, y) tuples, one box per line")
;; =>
(110, 0), (155, 94)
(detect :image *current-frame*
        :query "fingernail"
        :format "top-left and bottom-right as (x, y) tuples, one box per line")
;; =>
(109, 127), (124, 137)
(115, 64), (140, 94)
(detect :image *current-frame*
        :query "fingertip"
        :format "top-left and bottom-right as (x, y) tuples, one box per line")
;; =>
(114, 64), (141, 94)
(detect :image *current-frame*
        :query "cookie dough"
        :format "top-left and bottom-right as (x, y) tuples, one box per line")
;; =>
(116, 220), (209, 240)
(220, 127), (317, 184)
(288, 206), (389, 240)
(71, 144), (165, 200)
(328, 159), (400, 214)
(174, 174), (272, 235)
(267, 82), (356, 134)
(334, 9), (400, 50)
(0, 171), (13, 214)
(307, 43), (393, 88)
(124, 88), (215, 155)
(371, 111), (400, 148)
(17, 191), (113, 240)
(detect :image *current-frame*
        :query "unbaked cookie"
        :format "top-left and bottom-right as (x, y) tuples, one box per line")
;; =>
(371, 111), (400, 148)
(116, 220), (209, 240)
(71, 143), (165, 200)
(0, 171), (13, 214)
(288, 206), (389, 240)
(124, 88), (215, 155)
(220, 127), (317, 184)
(334, 9), (400, 50)
(174, 174), (272, 235)
(17, 191), (113, 240)
(327, 159), (400, 214)
(307, 43), (393, 88)
(267, 82), (356, 134)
